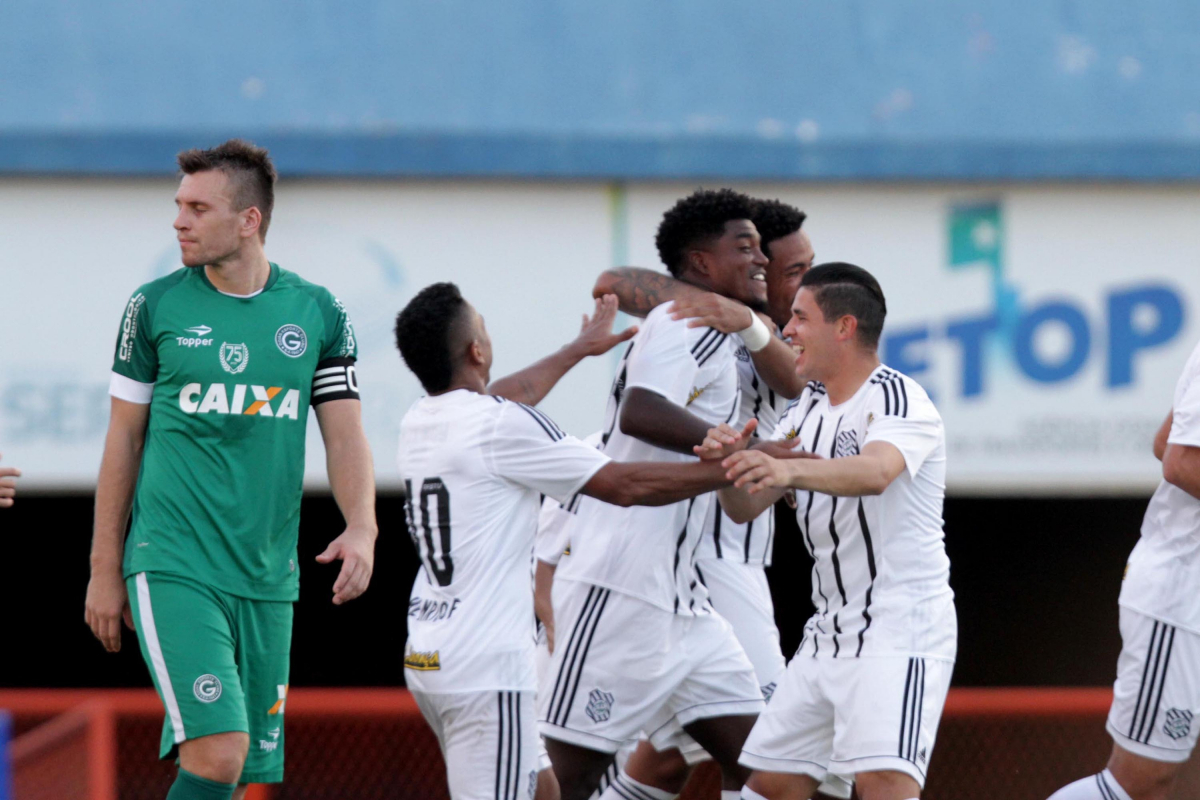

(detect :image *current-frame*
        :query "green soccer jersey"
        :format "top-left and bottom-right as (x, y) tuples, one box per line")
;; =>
(111, 263), (358, 601)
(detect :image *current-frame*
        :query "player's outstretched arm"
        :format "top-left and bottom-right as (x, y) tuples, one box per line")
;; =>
(593, 267), (695, 319)
(724, 440), (907, 499)
(581, 459), (731, 508)
(86, 398), (149, 653)
(618, 387), (715, 455)
(315, 399), (378, 605)
(0, 452), (20, 508)
(487, 295), (637, 406)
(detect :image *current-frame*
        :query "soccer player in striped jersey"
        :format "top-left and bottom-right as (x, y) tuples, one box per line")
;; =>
(591, 201), (855, 800)
(394, 283), (743, 800)
(705, 263), (956, 800)
(540, 189), (772, 800)
(1047, 342), (1200, 800)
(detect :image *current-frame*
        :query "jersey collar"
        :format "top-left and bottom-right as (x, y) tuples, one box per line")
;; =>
(196, 261), (280, 296)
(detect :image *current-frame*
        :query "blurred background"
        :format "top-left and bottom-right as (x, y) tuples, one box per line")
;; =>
(2, 1), (1200, 798)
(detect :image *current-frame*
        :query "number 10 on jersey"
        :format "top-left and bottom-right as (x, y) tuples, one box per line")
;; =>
(404, 478), (454, 587)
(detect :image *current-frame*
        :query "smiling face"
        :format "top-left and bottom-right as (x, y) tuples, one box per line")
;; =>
(693, 219), (770, 309)
(782, 286), (843, 381)
(763, 228), (815, 329)
(173, 170), (259, 267)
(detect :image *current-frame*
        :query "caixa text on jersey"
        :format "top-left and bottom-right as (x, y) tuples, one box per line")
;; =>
(179, 383), (302, 419)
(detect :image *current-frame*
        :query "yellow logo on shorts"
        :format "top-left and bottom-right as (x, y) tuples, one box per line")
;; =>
(404, 650), (441, 671)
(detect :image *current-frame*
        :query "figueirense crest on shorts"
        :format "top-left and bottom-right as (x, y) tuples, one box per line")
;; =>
(219, 342), (249, 374)
(585, 688), (614, 723)
(1164, 708), (1193, 740)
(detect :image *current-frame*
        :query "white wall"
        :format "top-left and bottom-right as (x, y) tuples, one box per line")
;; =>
(2, 178), (1196, 493)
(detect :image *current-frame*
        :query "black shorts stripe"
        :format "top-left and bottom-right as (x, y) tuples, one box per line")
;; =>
(1129, 620), (1161, 738)
(711, 505), (723, 559)
(1141, 624), (1177, 744)
(551, 588), (607, 725)
(1133, 622), (1171, 742)
(547, 586), (599, 722)
(559, 590), (611, 725)
(911, 659), (926, 761)
(899, 658), (915, 758)
(615, 774), (657, 800)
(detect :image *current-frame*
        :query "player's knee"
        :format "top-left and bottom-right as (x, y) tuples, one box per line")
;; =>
(625, 742), (690, 792)
(179, 731), (250, 784)
(854, 769), (921, 800)
(746, 770), (814, 800)
(1107, 747), (1179, 800)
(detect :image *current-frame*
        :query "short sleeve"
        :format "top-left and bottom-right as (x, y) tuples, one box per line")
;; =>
(534, 498), (574, 565)
(863, 380), (943, 478)
(312, 292), (360, 405)
(111, 290), (157, 385)
(1168, 351), (1200, 447)
(485, 403), (611, 503)
(770, 387), (817, 442)
(624, 312), (700, 405)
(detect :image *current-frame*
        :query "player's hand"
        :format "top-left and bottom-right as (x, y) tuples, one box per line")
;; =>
(667, 294), (754, 333)
(85, 567), (133, 653)
(0, 452), (20, 508)
(723, 450), (793, 494)
(568, 295), (638, 358)
(316, 525), (376, 605)
(695, 419), (757, 461)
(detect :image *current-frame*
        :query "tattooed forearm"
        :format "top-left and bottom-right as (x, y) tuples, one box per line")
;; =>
(595, 268), (682, 318)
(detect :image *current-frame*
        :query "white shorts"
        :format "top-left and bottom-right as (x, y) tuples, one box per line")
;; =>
(1107, 607), (1200, 763)
(413, 689), (540, 800)
(538, 581), (764, 753)
(535, 627), (554, 772)
(740, 654), (954, 788)
(697, 557), (786, 699)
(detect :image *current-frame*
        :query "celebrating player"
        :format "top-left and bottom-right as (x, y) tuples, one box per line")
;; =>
(393, 282), (739, 800)
(591, 201), (854, 800)
(705, 263), (956, 800)
(84, 140), (376, 800)
(540, 189), (771, 800)
(0, 453), (19, 508)
(1046, 344), (1200, 800)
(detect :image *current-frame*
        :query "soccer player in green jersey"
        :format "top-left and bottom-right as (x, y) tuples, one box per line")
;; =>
(84, 140), (377, 800)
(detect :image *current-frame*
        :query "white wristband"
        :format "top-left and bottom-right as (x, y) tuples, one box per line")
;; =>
(737, 313), (773, 352)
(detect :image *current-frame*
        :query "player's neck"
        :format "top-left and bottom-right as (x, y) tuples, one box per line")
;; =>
(823, 351), (882, 406)
(205, 248), (271, 296)
(437, 371), (488, 396)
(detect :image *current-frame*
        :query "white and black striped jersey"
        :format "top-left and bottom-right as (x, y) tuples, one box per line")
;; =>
(397, 389), (610, 693)
(697, 334), (794, 566)
(1121, 337), (1200, 635)
(771, 365), (956, 660)
(556, 303), (740, 616)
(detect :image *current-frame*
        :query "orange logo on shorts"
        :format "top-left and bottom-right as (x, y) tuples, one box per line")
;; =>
(267, 684), (288, 715)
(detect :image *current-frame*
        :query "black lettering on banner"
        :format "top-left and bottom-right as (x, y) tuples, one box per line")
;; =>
(404, 477), (454, 587)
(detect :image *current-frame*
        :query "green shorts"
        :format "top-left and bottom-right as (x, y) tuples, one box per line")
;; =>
(127, 571), (293, 784)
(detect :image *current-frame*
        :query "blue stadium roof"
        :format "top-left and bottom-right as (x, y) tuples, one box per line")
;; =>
(3, 0), (1200, 179)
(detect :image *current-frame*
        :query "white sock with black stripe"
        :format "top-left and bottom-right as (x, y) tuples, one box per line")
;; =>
(1046, 769), (1132, 800)
(739, 787), (769, 800)
(596, 768), (676, 800)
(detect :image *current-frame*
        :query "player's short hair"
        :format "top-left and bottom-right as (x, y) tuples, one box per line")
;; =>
(752, 199), (807, 260)
(655, 188), (758, 277)
(800, 263), (888, 350)
(177, 139), (277, 241)
(394, 282), (471, 393)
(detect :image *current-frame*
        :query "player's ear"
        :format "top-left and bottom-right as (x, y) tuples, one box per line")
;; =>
(240, 206), (263, 239)
(466, 337), (486, 366)
(836, 314), (859, 343)
(685, 248), (712, 278)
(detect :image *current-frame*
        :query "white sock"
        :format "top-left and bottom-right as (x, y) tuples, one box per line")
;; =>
(596, 768), (677, 800)
(740, 787), (769, 800)
(1047, 770), (1132, 800)
(722, 792), (742, 800)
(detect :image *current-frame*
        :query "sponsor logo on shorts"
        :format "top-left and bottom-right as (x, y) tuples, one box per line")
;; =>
(1164, 708), (1193, 740)
(258, 727), (281, 752)
(403, 650), (441, 671)
(193, 674), (222, 703)
(219, 342), (250, 374)
(268, 685), (288, 715)
(585, 688), (614, 723)
(275, 324), (308, 357)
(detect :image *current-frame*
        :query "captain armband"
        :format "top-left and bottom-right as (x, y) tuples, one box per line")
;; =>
(311, 357), (360, 404)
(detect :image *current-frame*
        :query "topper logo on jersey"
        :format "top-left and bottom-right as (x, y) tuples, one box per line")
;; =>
(275, 324), (307, 357)
(177, 324), (215, 348)
(219, 342), (249, 374)
(117, 293), (146, 363)
(179, 383), (301, 419)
